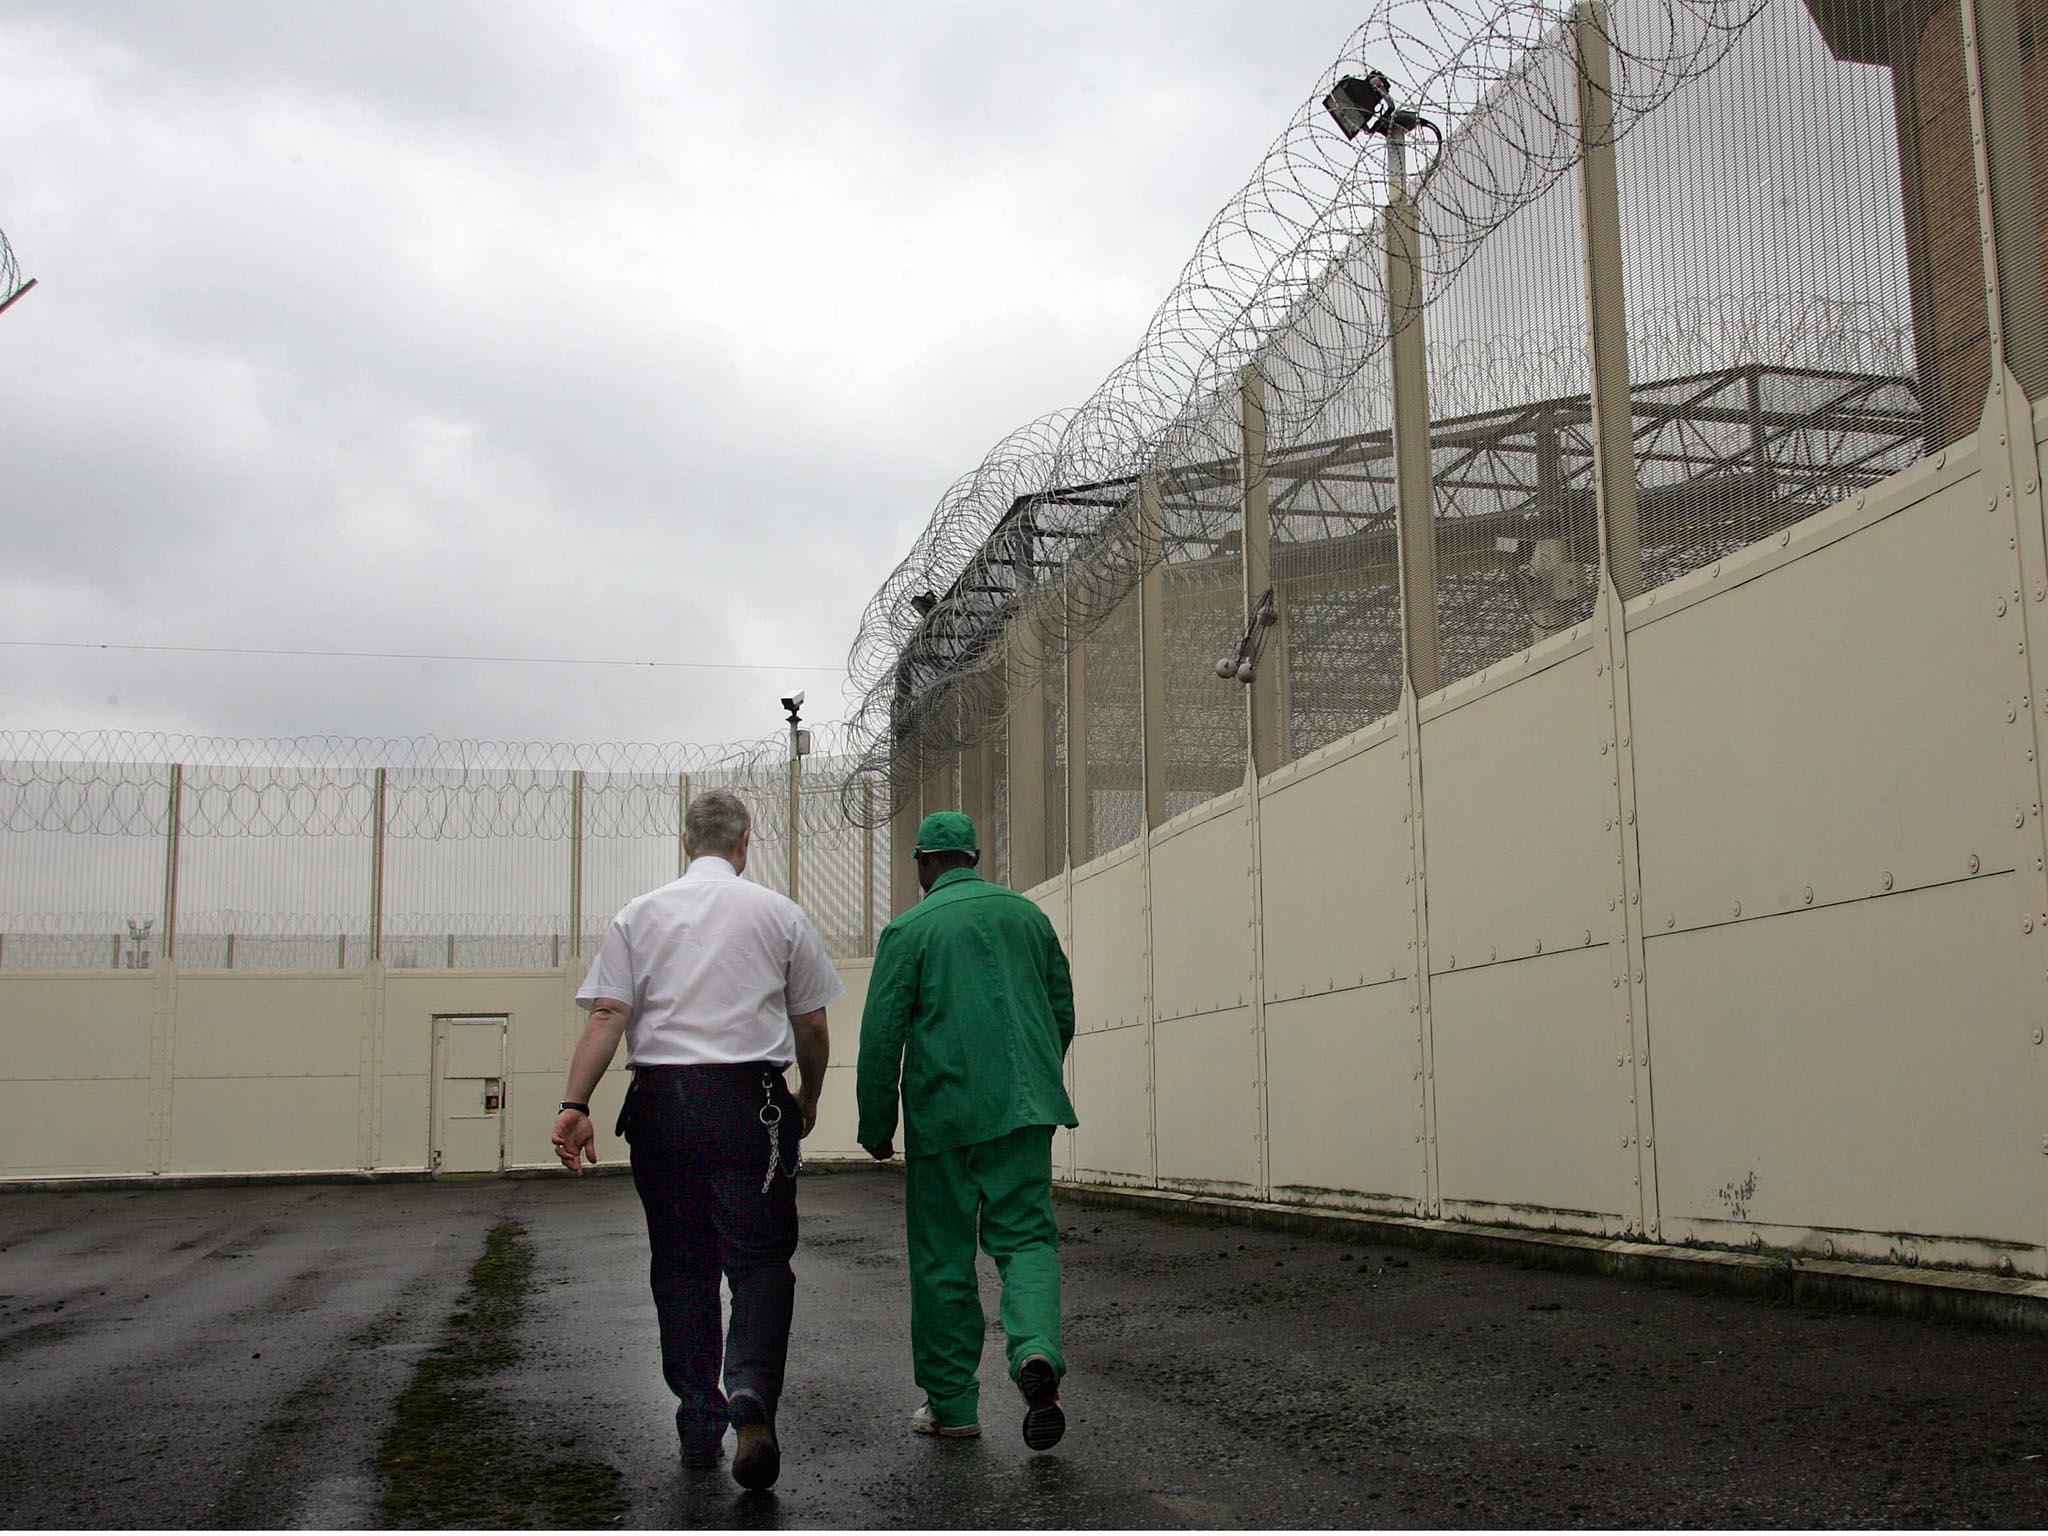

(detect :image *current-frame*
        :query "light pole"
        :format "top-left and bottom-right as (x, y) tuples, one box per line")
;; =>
(781, 692), (810, 900)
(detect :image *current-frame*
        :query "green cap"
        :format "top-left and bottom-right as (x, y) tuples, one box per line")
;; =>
(914, 811), (979, 857)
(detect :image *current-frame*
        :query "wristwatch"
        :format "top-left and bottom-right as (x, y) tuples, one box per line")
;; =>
(560, 1100), (590, 1114)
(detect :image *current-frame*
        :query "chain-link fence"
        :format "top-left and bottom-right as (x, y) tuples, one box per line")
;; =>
(0, 732), (885, 971)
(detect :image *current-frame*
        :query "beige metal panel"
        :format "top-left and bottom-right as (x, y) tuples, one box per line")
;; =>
(1030, 878), (1069, 944)
(829, 960), (872, 1066)
(0, 1079), (153, 1175)
(1259, 734), (1413, 1000)
(1264, 985), (1424, 1211)
(1430, 947), (1628, 1230)
(171, 1076), (361, 1173)
(381, 974), (570, 1077)
(1421, 644), (1612, 967)
(377, 1073), (430, 1170)
(0, 975), (155, 1080)
(502, 1070), (597, 1171)
(805, 1064), (864, 1157)
(1150, 802), (1253, 1022)
(1650, 876), (2039, 1256)
(1155, 1007), (1258, 1190)
(1070, 1024), (1152, 1182)
(1069, 854), (1148, 1032)
(1629, 477), (2019, 928)
(174, 976), (364, 1079)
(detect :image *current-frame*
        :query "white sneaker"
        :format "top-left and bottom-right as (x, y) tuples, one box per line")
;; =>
(910, 1402), (981, 1438)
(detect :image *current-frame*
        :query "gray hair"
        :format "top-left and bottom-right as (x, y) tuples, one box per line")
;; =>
(684, 789), (751, 856)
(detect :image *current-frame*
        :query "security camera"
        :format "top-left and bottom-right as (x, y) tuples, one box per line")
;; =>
(781, 691), (805, 717)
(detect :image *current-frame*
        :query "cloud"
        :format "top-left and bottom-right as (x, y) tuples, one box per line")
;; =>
(0, 0), (1361, 749)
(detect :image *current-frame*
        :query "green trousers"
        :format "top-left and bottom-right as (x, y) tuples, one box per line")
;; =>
(904, 1123), (1064, 1428)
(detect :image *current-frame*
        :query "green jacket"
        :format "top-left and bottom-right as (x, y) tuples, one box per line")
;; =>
(856, 867), (1078, 1158)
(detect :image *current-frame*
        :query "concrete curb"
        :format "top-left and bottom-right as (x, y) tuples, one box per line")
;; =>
(0, 1156), (891, 1196)
(1053, 1181), (2048, 1334)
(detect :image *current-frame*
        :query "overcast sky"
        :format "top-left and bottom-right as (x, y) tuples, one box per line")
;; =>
(0, 0), (1364, 752)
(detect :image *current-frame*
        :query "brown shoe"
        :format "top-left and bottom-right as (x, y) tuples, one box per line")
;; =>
(729, 1390), (780, 1490)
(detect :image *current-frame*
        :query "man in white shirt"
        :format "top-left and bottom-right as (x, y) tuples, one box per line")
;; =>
(552, 788), (843, 1492)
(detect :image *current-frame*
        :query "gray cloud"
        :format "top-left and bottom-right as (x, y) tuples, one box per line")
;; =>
(0, 0), (1361, 749)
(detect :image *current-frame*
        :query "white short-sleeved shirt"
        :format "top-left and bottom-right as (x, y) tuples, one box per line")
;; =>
(576, 856), (845, 1067)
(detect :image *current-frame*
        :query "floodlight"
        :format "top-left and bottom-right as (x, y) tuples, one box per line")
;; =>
(1324, 73), (1394, 139)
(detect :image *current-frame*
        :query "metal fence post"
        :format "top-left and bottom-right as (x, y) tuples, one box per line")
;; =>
(1385, 133), (1441, 696)
(1575, 4), (1642, 603)
(369, 767), (387, 963)
(787, 754), (801, 903)
(1576, 1), (1658, 1239)
(1138, 474), (1169, 828)
(1007, 605), (1049, 887)
(1239, 366), (1283, 776)
(569, 769), (585, 958)
(160, 763), (183, 965)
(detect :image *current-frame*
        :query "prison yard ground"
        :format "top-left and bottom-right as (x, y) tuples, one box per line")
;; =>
(1, 1170), (2044, 1530)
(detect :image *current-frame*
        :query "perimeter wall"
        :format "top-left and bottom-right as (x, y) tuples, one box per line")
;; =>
(997, 389), (2048, 1277)
(0, 961), (877, 1176)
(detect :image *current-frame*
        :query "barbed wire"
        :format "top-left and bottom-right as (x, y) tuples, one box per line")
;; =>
(0, 727), (873, 839)
(837, 0), (1771, 825)
(0, 226), (22, 307)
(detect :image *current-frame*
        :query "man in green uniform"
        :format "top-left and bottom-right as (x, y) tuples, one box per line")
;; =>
(857, 810), (1078, 1450)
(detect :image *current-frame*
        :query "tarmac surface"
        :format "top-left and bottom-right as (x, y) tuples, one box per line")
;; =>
(2, 1166), (2046, 1528)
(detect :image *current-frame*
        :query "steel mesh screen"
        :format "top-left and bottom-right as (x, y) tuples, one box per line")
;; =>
(0, 759), (168, 969)
(1160, 409), (1250, 814)
(1978, 0), (2048, 398)
(1043, 617), (1070, 881)
(177, 764), (373, 969)
(1612, 0), (1947, 593)
(989, 719), (1010, 890)
(1083, 579), (1145, 860)
(1423, 32), (1597, 688)
(1267, 263), (1404, 755)
(382, 768), (572, 969)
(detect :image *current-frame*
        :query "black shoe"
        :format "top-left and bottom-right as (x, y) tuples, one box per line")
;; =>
(677, 1406), (725, 1470)
(1017, 1356), (1065, 1451)
(729, 1390), (781, 1491)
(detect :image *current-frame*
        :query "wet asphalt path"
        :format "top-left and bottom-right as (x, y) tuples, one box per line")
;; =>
(3, 1168), (2047, 1528)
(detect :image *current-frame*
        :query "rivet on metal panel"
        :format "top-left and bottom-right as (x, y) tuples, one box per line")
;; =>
(1609, 899), (1617, 912)
(2032, 1028), (2043, 1045)
(1732, 901), (1742, 918)
(1881, 872), (1893, 892)
(1667, 914), (1675, 929)
(1583, 930), (1592, 945)
(2010, 706), (2020, 723)
(1712, 563), (1721, 578)
(1937, 451), (1947, 469)
(1629, 893), (1638, 906)
(1534, 939), (1543, 954)
(1824, 1240), (1836, 1258)
(2018, 813), (2028, 829)
(1612, 976), (1620, 989)
(1627, 810), (1635, 826)
(1780, 531), (1791, 548)
(1616, 1054), (1624, 1067)
(2025, 916), (2035, 934)
(1998, 599), (2010, 617)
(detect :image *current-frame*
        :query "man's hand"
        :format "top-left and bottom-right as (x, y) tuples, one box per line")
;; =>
(865, 1139), (894, 1161)
(552, 1109), (597, 1175)
(798, 1089), (820, 1139)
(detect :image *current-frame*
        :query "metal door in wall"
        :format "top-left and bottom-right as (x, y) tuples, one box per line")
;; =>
(432, 1015), (508, 1174)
